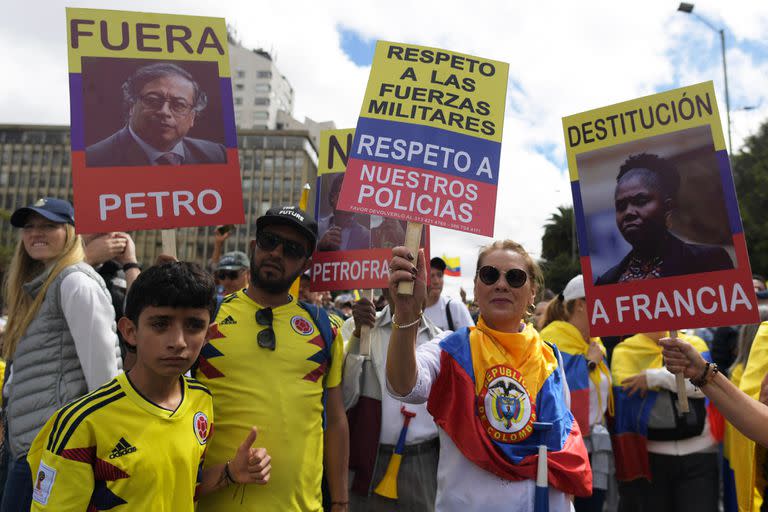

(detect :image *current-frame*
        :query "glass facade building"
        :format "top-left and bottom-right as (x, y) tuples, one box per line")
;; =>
(0, 125), (318, 265)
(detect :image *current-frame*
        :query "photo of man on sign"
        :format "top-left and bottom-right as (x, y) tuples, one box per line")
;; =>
(578, 126), (735, 285)
(317, 173), (371, 251)
(85, 61), (227, 167)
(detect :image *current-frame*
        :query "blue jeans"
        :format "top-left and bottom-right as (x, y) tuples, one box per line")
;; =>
(0, 457), (31, 512)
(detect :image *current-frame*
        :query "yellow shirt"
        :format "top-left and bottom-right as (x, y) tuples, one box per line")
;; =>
(27, 373), (213, 512)
(196, 290), (343, 511)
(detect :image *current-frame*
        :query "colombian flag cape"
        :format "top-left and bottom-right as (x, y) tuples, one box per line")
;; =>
(731, 322), (768, 512)
(540, 321), (613, 433)
(610, 332), (710, 482)
(426, 319), (592, 496)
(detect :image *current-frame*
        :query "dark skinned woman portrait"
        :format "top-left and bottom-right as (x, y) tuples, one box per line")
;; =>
(595, 153), (733, 285)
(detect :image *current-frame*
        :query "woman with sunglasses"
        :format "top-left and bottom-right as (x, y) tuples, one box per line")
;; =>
(386, 240), (591, 511)
(0, 198), (121, 511)
(540, 275), (613, 512)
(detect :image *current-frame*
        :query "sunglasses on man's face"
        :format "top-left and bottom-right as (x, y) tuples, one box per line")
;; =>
(255, 231), (308, 260)
(255, 307), (275, 350)
(216, 269), (243, 281)
(476, 265), (528, 288)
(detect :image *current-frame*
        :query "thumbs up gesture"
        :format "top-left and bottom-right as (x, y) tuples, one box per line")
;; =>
(228, 426), (271, 485)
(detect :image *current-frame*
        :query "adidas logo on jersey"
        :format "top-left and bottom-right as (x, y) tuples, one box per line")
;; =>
(109, 437), (137, 459)
(220, 315), (237, 325)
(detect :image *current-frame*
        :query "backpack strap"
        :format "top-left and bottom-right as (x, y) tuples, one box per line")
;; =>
(445, 298), (455, 331)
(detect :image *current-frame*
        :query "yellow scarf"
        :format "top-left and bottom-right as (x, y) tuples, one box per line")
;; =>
(470, 317), (558, 398)
(611, 332), (709, 388)
(540, 320), (614, 420)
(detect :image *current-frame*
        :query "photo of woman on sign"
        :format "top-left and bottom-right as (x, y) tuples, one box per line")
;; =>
(577, 126), (736, 285)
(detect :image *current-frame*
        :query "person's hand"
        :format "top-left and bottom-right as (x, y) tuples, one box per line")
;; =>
(460, 287), (467, 304)
(760, 373), (768, 406)
(622, 373), (649, 397)
(84, 233), (127, 266)
(388, 246), (427, 324)
(214, 227), (231, 246)
(659, 336), (707, 379)
(113, 233), (137, 265)
(586, 341), (603, 368)
(229, 427), (271, 485)
(317, 227), (342, 251)
(352, 298), (376, 338)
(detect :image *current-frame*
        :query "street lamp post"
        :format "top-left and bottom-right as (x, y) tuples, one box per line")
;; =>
(677, 2), (733, 157)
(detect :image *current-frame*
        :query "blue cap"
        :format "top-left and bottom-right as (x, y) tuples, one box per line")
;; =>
(11, 197), (75, 227)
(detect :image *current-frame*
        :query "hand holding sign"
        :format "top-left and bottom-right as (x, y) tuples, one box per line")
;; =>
(388, 247), (427, 320)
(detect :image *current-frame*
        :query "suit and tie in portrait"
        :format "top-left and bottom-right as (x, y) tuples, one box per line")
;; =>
(85, 62), (227, 167)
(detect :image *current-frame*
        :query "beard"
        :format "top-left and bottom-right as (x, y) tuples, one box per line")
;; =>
(251, 259), (304, 295)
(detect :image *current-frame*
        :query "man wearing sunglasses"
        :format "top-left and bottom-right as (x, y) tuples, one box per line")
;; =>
(424, 257), (474, 332)
(215, 251), (250, 296)
(86, 62), (227, 167)
(195, 206), (349, 512)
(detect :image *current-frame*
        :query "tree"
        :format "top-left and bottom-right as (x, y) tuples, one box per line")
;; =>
(540, 206), (580, 295)
(733, 120), (768, 277)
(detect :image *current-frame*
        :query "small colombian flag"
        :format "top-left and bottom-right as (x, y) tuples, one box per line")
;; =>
(443, 256), (461, 277)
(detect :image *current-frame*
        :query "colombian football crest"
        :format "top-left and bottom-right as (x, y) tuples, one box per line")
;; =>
(291, 315), (315, 336)
(478, 365), (536, 443)
(193, 411), (210, 445)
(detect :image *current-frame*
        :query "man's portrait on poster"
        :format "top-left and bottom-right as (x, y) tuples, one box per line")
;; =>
(578, 126), (735, 286)
(84, 59), (227, 167)
(317, 173), (371, 252)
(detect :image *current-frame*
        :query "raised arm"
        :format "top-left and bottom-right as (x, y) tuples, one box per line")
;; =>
(386, 246), (427, 396)
(660, 336), (768, 447)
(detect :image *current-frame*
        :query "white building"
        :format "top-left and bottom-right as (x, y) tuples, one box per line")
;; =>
(229, 41), (294, 129)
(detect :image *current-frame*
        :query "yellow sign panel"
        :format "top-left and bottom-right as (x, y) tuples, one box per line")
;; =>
(318, 128), (354, 176)
(66, 8), (230, 76)
(562, 81), (725, 181)
(360, 41), (508, 143)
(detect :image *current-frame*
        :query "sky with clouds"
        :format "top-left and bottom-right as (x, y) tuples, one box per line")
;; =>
(1, 0), (767, 300)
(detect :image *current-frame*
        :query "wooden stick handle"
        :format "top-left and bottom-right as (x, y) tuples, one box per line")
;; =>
(359, 289), (375, 357)
(671, 329), (689, 413)
(396, 222), (423, 295)
(161, 229), (177, 259)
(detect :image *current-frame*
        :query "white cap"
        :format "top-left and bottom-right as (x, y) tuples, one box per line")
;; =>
(562, 275), (585, 302)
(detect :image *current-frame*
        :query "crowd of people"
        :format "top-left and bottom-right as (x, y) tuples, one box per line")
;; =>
(1, 196), (768, 512)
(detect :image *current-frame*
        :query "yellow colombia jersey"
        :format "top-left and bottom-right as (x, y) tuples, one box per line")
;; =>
(27, 372), (213, 512)
(195, 290), (343, 512)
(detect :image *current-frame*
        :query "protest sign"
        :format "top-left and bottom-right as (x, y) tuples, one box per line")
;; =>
(312, 128), (429, 291)
(564, 81), (758, 336)
(336, 41), (509, 236)
(66, 8), (244, 233)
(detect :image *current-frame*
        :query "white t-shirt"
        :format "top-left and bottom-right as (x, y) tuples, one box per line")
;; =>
(424, 295), (474, 332)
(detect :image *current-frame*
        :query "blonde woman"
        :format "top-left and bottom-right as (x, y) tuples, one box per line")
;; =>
(386, 240), (591, 511)
(1, 198), (120, 511)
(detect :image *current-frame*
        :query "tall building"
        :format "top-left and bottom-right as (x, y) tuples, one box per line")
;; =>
(229, 38), (295, 130)
(0, 125), (319, 265)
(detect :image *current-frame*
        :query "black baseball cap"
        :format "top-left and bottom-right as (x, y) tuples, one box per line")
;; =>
(11, 197), (75, 227)
(430, 257), (447, 272)
(256, 206), (318, 253)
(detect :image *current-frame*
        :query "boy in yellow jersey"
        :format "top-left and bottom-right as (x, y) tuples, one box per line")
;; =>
(27, 262), (271, 511)
(196, 206), (349, 511)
